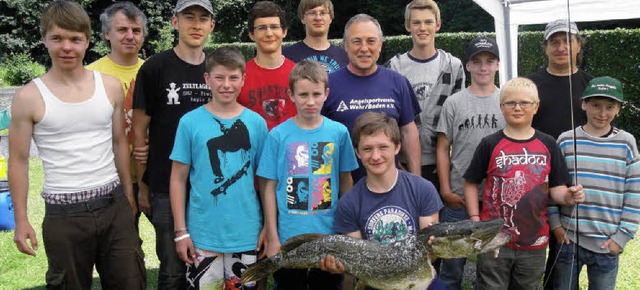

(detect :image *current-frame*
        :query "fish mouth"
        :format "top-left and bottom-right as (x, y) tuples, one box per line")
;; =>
(479, 232), (511, 253)
(419, 219), (511, 259)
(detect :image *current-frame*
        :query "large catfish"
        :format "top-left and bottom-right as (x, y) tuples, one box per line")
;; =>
(242, 219), (510, 290)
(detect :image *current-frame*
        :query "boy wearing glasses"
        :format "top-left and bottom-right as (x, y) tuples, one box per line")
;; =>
(434, 35), (505, 290)
(463, 77), (586, 289)
(238, 1), (296, 130)
(283, 0), (348, 73)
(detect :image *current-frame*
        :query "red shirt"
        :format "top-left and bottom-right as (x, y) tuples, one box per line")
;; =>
(238, 58), (297, 130)
(464, 130), (569, 250)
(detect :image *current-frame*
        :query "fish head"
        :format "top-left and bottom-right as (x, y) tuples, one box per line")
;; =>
(419, 218), (511, 259)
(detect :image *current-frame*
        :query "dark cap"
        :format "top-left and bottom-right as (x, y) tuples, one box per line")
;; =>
(465, 36), (499, 61)
(582, 76), (624, 103)
(544, 19), (578, 40)
(174, 0), (213, 15)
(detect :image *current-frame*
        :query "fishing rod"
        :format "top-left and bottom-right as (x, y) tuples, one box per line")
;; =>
(564, 0), (581, 289)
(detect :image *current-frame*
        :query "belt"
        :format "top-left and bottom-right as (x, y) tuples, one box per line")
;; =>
(45, 187), (122, 214)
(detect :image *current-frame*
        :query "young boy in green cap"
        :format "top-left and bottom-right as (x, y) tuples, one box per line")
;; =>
(552, 76), (640, 290)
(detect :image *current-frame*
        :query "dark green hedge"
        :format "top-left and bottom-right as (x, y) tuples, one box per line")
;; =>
(209, 28), (640, 140)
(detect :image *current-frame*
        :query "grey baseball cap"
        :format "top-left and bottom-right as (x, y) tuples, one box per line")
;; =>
(174, 0), (213, 15)
(544, 19), (579, 40)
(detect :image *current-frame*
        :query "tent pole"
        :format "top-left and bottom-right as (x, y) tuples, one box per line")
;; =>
(502, 2), (514, 80)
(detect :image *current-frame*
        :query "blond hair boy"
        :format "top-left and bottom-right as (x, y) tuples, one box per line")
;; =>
(463, 77), (585, 289)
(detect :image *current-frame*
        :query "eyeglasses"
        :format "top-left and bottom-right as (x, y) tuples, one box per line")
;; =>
(254, 24), (282, 33)
(304, 11), (330, 18)
(501, 101), (536, 109)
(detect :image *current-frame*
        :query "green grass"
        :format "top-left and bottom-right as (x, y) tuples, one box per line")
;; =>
(0, 158), (160, 289)
(1, 158), (640, 289)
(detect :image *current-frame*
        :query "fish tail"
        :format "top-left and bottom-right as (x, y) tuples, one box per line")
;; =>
(241, 257), (280, 284)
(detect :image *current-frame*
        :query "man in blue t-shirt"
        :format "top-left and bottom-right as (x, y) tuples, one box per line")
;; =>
(321, 14), (421, 182)
(282, 0), (347, 73)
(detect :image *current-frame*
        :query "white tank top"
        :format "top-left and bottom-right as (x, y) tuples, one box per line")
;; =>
(33, 71), (119, 193)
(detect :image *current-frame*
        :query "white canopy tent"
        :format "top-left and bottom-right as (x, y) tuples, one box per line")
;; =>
(472, 0), (640, 85)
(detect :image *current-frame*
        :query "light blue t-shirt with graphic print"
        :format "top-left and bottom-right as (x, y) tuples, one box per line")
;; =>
(257, 117), (359, 244)
(170, 106), (268, 253)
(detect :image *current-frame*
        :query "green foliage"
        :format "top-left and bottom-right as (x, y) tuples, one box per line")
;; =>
(367, 0), (408, 36)
(0, 53), (45, 86)
(582, 28), (640, 139)
(0, 0), (48, 64)
(148, 23), (176, 55)
(211, 28), (640, 143)
(379, 35), (412, 63)
(438, 0), (494, 33)
(137, 0), (174, 57)
(210, 0), (254, 43)
(519, 29), (640, 140)
(90, 41), (111, 59)
(207, 42), (257, 62)
(377, 29), (640, 142)
(517, 31), (547, 75)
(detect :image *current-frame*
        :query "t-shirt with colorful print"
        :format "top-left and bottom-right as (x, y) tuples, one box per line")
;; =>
(257, 117), (359, 243)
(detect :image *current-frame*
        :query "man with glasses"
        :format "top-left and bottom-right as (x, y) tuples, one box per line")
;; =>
(321, 14), (422, 182)
(238, 1), (296, 131)
(283, 0), (347, 73)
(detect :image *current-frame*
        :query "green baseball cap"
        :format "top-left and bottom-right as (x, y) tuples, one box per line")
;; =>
(582, 76), (623, 103)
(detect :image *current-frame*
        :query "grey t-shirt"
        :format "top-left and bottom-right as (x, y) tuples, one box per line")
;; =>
(436, 88), (505, 196)
(387, 50), (465, 166)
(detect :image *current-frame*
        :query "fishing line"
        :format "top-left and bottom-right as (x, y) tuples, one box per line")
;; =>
(542, 1), (581, 289)
(566, 2), (581, 289)
(564, 0), (581, 288)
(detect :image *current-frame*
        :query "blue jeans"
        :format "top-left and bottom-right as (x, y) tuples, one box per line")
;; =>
(439, 205), (468, 290)
(476, 246), (546, 290)
(151, 194), (186, 290)
(553, 241), (619, 290)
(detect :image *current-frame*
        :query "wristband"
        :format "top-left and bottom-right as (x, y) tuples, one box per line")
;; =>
(174, 227), (188, 234)
(469, 215), (479, 217)
(174, 233), (190, 242)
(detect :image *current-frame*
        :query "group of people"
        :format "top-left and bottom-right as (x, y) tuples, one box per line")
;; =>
(7, 0), (638, 290)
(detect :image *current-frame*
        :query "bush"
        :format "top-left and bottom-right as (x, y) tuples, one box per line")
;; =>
(207, 28), (640, 143)
(1, 53), (46, 86)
